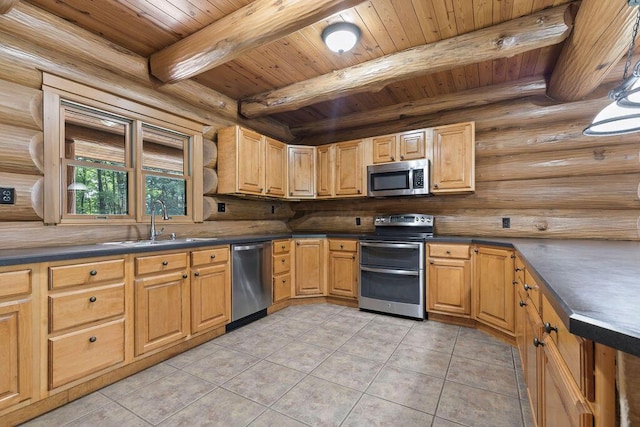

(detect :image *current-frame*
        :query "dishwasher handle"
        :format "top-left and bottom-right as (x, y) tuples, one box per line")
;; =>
(233, 242), (270, 251)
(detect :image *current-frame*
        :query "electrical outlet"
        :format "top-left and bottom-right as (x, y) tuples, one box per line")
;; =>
(355, 217), (361, 226)
(217, 202), (225, 212)
(0, 187), (15, 204)
(502, 217), (510, 229)
(271, 205), (275, 214)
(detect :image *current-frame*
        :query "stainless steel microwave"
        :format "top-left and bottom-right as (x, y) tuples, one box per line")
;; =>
(367, 159), (430, 197)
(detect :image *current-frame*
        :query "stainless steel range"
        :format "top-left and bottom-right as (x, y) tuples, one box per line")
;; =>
(359, 214), (434, 319)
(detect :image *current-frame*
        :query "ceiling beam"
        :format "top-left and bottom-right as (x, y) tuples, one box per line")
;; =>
(149, 0), (365, 84)
(547, 0), (637, 101)
(239, 4), (574, 119)
(0, 0), (17, 14)
(290, 77), (547, 137)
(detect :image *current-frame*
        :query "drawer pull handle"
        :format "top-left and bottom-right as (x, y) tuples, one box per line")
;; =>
(89, 336), (97, 343)
(162, 261), (168, 266)
(281, 245), (285, 249)
(194, 272), (200, 277)
(446, 250), (451, 255)
(282, 279), (287, 284)
(281, 258), (286, 263)
(340, 244), (344, 249)
(544, 322), (558, 334)
(524, 283), (533, 291)
(90, 270), (97, 276)
(519, 300), (527, 307)
(182, 274), (188, 279)
(533, 338), (544, 347)
(89, 296), (97, 303)
(515, 267), (524, 272)
(210, 254), (216, 259)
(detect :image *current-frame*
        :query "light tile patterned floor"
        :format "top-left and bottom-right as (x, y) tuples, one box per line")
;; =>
(22, 304), (534, 427)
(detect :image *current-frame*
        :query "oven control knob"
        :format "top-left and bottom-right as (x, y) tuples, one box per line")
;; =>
(420, 217), (425, 222)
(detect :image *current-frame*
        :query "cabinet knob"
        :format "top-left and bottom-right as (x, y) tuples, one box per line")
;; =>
(259, 188), (263, 192)
(519, 300), (527, 307)
(352, 255), (356, 260)
(290, 192), (293, 196)
(429, 260), (434, 264)
(282, 279), (287, 284)
(524, 283), (534, 291)
(281, 258), (286, 263)
(162, 261), (168, 266)
(434, 183), (439, 189)
(266, 188), (270, 193)
(89, 336), (97, 343)
(194, 272), (200, 277)
(544, 322), (558, 334)
(390, 156), (395, 161)
(90, 270), (97, 276)
(340, 244), (344, 249)
(210, 254), (216, 259)
(281, 245), (285, 249)
(89, 296), (97, 303)
(533, 338), (545, 347)
(357, 189), (362, 194)
(473, 248), (478, 254)
(182, 273), (188, 279)
(512, 280), (518, 286)
(515, 267), (524, 272)
(400, 155), (405, 160)
(445, 250), (451, 255)
(511, 254), (516, 259)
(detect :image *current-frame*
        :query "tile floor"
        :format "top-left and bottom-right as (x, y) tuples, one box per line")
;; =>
(22, 304), (534, 427)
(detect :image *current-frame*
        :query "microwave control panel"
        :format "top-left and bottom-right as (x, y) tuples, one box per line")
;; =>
(413, 169), (424, 188)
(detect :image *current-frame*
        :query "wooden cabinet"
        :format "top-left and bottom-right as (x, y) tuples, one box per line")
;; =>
(473, 246), (515, 335)
(190, 246), (231, 333)
(371, 130), (427, 163)
(47, 257), (126, 389)
(217, 125), (287, 197)
(317, 140), (364, 198)
(316, 144), (333, 198)
(134, 251), (189, 356)
(294, 238), (325, 296)
(288, 145), (315, 198)
(432, 122), (475, 194)
(327, 239), (358, 299)
(273, 239), (292, 303)
(0, 267), (32, 411)
(427, 244), (471, 317)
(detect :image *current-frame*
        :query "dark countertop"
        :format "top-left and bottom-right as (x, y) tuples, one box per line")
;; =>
(1, 234), (638, 357)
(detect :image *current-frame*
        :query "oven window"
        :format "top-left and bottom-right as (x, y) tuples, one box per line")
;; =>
(360, 243), (423, 270)
(360, 269), (421, 304)
(370, 170), (409, 191)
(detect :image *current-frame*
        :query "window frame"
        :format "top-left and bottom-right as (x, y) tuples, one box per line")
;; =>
(43, 74), (203, 225)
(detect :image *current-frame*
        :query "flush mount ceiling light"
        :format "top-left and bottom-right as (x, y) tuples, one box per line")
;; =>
(584, 5), (640, 136)
(322, 22), (361, 54)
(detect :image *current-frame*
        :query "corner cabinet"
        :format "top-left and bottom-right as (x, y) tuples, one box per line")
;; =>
(427, 244), (471, 317)
(432, 122), (475, 194)
(293, 238), (325, 296)
(217, 125), (287, 197)
(288, 145), (316, 199)
(473, 246), (515, 335)
(317, 140), (365, 198)
(190, 246), (231, 333)
(327, 239), (358, 299)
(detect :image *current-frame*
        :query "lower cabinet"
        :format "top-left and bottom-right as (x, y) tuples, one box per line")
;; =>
(427, 244), (471, 317)
(272, 239), (292, 303)
(327, 239), (358, 299)
(294, 238), (325, 296)
(134, 252), (189, 356)
(473, 246), (515, 335)
(0, 296), (32, 411)
(190, 246), (231, 333)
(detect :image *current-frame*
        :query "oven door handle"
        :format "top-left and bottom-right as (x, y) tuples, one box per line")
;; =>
(360, 241), (421, 250)
(360, 266), (420, 276)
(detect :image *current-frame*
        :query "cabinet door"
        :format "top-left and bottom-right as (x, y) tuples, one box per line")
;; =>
(288, 146), (315, 198)
(328, 250), (358, 298)
(316, 144), (333, 197)
(191, 263), (231, 333)
(264, 137), (286, 197)
(372, 134), (397, 163)
(135, 271), (189, 356)
(473, 246), (515, 334)
(237, 128), (264, 194)
(515, 290), (527, 370)
(432, 122), (475, 193)
(334, 140), (363, 196)
(399, 130), (425, 161)
(294, 239), (325, 296)
(524, 303), (541, 426)
(0, 299), (31, 411)
(427, 258), (471, 316)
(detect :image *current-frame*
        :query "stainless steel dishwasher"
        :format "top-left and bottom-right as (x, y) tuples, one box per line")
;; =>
(231, 241), (272, 324)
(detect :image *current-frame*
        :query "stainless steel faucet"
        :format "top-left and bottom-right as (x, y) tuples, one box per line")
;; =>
(150, 199), (170, 241)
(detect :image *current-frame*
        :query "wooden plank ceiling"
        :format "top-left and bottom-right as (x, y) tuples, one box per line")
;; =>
(24, 0), (604, 143)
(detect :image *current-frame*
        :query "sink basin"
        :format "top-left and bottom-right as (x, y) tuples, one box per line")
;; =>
(98, 237), (219, 246)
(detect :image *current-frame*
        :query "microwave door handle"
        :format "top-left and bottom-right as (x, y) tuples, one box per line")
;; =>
(361, 242), (421, 250)
(360, 266), (420, 276)
(408, 168), (413, 189)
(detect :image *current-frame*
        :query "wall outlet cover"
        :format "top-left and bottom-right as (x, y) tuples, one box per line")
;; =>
(356, 217), (361, 226)
(502, 217), (510, 229)
(0, 187), (15, 204)
(217, 202), (225, 212)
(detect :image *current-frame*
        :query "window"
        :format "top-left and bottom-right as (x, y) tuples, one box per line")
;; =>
(43, 74), (203, 224)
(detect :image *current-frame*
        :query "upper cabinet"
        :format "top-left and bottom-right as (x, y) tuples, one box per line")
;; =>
(317, 140), (364, 198)
(218, 125), (287, 198)
(288, 145), (315, 199)
(432, 122), (475, 194)
(372, 130), (427, 164)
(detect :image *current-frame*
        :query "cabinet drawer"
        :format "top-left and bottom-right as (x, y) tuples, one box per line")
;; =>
(542, 295), (594, 398)
(273, 253), (291, 275)
(135, 252), (187, 275)
(49, 283), (125, 332)
(273, 239), (291, 254)
(273, 273), (291, 303)
(523, 270), (541, 313)
(49, 319), (125, 389)
(191, 246), (229, 267)
(50, 259), (124, 289)
(0, 269), (31, 298)
(328, 239), (357, 252)
(428, 244), (470, 259)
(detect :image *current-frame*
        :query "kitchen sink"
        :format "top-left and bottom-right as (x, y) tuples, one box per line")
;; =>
(98, 237), (219, 247)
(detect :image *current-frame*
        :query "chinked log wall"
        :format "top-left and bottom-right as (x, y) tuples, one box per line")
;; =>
(290, 116), (640, 240)
(0, 3), (291, 250)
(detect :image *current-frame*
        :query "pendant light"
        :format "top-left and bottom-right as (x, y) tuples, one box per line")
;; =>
(584, 6), (640, 136)
(322, 22), (361, 54)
